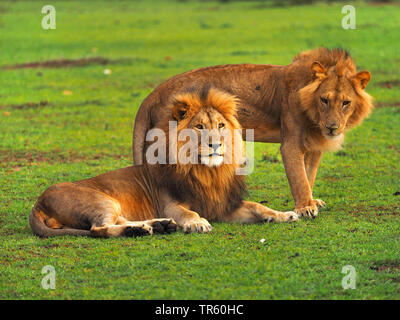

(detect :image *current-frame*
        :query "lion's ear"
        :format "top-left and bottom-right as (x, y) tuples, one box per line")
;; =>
(311, 61), (326, 79)
(352, 70), (371, 89)
(172, 102), (189, 121)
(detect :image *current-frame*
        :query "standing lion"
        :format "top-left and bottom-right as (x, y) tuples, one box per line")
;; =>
(30, 86), (298, 238)
(132, 48), (373, 218)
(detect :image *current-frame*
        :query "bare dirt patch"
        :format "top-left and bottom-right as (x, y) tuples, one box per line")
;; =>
(370, 261), (400, 272)
(0, 100), (51, 110)
(0, 99), (105, 111)
(368, 1), (400, 7)
(1, 149), (130, 168)
(348, 204), (400, 217)
(1, 57), (125, 70)
(388, 145), (399, 154)
(375, 101), (400, 108)
(377, 80), (400, 89)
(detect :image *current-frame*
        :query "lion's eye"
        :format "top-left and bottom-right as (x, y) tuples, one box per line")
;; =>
(342, 100), (351, 108)
(320, 97), (329, 105)
(218, 123), (225, 129)
(195, 124), (204, 130)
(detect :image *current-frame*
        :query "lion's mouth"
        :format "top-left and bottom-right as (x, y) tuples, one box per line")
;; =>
(321, 126), (342, 139)
(201, 154), (224, 167)
(323, 132), (343, 141)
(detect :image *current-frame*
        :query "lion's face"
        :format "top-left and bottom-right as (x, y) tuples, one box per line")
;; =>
(186, 108), (230, 166)
(170, 87), (242, 168)
(300, 61), (372, 142)
(314, 74), (358, 140)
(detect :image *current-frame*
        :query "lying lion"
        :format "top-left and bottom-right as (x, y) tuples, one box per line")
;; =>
(30, 86), (298, 238)
(132, 48), (373, 218)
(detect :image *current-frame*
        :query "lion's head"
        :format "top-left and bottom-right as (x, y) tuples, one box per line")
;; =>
(298, 48), (373, 145)
(152, 85), (247, 219)
(169, 85), (243, 169)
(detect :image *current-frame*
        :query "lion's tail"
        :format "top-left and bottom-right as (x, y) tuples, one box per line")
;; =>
(132, 98), (152, 166)
(29, 208), (91, 237)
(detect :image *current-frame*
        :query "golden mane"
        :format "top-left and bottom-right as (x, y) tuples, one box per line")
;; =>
(293, 47), (356, 75)
(347, 82), (374, 129)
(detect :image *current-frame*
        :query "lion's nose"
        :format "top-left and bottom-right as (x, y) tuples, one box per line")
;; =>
(326, 123), (339, 131)
(209, 143), (222, 152)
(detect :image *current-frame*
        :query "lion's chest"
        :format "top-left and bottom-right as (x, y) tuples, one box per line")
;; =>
(166, 175), (246, 221)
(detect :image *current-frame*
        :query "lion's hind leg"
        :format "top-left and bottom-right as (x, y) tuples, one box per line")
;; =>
(146, 218), (178, 234)
(90, 221), (153, 238)
(91, 218), (178, 238)
(226, 201), (299, 224)
(34, 182), (152, 238)
(33, 182), (178, 238)
(86, 204), (156, 238)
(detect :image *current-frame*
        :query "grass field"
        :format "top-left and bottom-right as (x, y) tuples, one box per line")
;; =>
(0, 0), (399, 299)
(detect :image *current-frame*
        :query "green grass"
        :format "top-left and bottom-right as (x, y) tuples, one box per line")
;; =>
(1, 0), (400, 299)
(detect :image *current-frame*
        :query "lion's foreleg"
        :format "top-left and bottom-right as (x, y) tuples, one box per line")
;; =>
(304, 151), (322, 190)
(304, 151), (326, 209)
(224, 201), (298, 223)
(163, 201), (212, 233)
(281, 142), (318, 218)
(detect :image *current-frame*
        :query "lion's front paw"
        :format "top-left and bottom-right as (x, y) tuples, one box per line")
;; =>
(312, 199), (326, 208)
(182, 218), (212, 234)
(295, 204), (318, 219)
(277, 211), (299, 222)
(262, 211), (299, 223)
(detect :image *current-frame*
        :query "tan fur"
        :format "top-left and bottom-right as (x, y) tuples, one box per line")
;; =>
(30, 87), (298, 238)
(133, 48), (373, 218)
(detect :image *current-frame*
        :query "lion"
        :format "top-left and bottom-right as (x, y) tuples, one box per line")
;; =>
(132, 48), (373, 218)
(29, 86), (298, 238)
